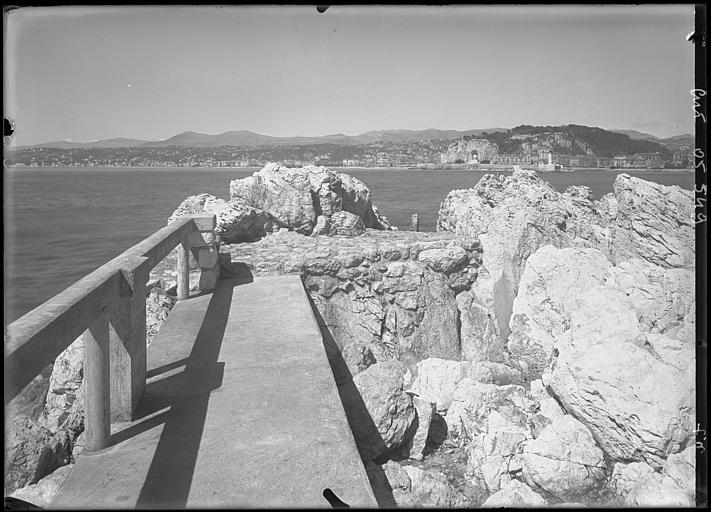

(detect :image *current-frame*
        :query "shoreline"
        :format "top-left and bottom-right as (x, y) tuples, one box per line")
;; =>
(5, 165), (695, 173)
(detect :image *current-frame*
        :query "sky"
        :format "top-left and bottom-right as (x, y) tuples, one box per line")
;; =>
(3, 5), (697, 146)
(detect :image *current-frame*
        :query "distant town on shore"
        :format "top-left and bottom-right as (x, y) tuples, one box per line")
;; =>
(7, 124), (694, 170)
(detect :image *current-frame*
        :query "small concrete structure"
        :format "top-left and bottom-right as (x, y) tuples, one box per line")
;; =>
(50, 275), (377, 509)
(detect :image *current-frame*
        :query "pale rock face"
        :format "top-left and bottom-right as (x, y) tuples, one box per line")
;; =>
(229, 164), (393, 235)
(168, 193), (278, 243)
(481, 479), (548, 508)
(465, 410), (530, 492)
(4, 416), (68, 494)
(417, 246), (468, 274)
(613, 446), (695, 507)
(38, 336), (85, 438)
(9, 464), (74, 508)
(349, 360), (416, 458)
(448, 379), (536, 443)
(324, 210), (366, 237)
(611, 174), (694, 269)
(457, 291), (506, 363)
(408, 358), (474, 411)
(400, 465), (470, 508)
(608, 460), (656, 499)
(518, 414), (607, 499)
(509, 245), (695, 466)
(437, 169), (608, 346)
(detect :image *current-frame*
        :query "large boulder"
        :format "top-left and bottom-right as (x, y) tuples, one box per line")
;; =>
(611, 174), (694, 269)
(229, 163), (393, 235)
(517, 414), (607, 499)
(168, 193), (278, 243)
(509, 245), (695, 467)
(341, 360), (416, 460)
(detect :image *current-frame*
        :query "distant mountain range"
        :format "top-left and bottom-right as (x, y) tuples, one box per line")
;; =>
(23, 127), (693, 152)
(22, 128), (508, 149)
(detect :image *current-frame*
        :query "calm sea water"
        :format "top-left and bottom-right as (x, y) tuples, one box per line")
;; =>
(3, 167), (693, 323)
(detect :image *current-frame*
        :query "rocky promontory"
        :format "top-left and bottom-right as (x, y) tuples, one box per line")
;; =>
(7, 164), (696, 508)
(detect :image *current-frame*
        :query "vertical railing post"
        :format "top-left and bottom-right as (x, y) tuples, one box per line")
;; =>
(177, 238), (190, 300)
(410, 213), (420, 232)
(110, 256), (149, 421)
(83, 309), (111, 451)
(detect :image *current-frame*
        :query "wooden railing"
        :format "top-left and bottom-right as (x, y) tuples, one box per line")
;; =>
(4, 215), (218, 452)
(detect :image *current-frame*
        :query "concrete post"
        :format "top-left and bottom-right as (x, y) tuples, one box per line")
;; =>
(409, 214), (420, 232)
(83, 310), (111, 451)
(177, 238), (190, 300)
(109, 258), (149, 421)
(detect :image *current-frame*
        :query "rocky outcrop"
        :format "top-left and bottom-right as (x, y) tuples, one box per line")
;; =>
(509, 245), (695, 468)
(437, 169), (610, 345)
(436, 170), (694, 358)
(481, 479), (547, 508)
(229, 163), (393, 235)
(168, 193), (278, 243)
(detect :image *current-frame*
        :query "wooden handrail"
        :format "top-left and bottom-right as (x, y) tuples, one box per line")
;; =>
(4, 214), (217, 450)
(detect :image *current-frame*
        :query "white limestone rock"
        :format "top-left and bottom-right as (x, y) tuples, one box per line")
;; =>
(408, 358), (474, 411)
(229, 163), (393, 235)
(168, 193), (278, 243)
(518, 414), (607, 499)
(611, 173), (694, 269)
(509, 245), (695, 466)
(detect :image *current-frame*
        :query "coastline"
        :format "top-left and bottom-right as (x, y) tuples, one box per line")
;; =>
(5, 165), (695, 173)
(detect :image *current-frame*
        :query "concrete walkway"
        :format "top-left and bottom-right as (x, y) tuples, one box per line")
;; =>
(51, 275), (377, 509)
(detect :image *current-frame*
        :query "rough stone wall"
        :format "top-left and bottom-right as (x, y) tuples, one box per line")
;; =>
(221, 229), (501, 376)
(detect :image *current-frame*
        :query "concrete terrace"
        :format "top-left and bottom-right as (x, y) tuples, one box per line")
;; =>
(50, 273), (377, 508)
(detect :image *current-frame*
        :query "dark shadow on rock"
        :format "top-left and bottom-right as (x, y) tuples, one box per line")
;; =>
(422, 412), (448, 457)
(122, 279), (238, 509)
(219, 261), (255, 285)
(305, 293), (396, 508)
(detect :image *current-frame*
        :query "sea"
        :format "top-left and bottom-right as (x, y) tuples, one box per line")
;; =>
(3, 167), (694, 324)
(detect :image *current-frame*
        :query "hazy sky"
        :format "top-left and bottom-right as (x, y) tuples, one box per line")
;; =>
(4, 5), (696, 146)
